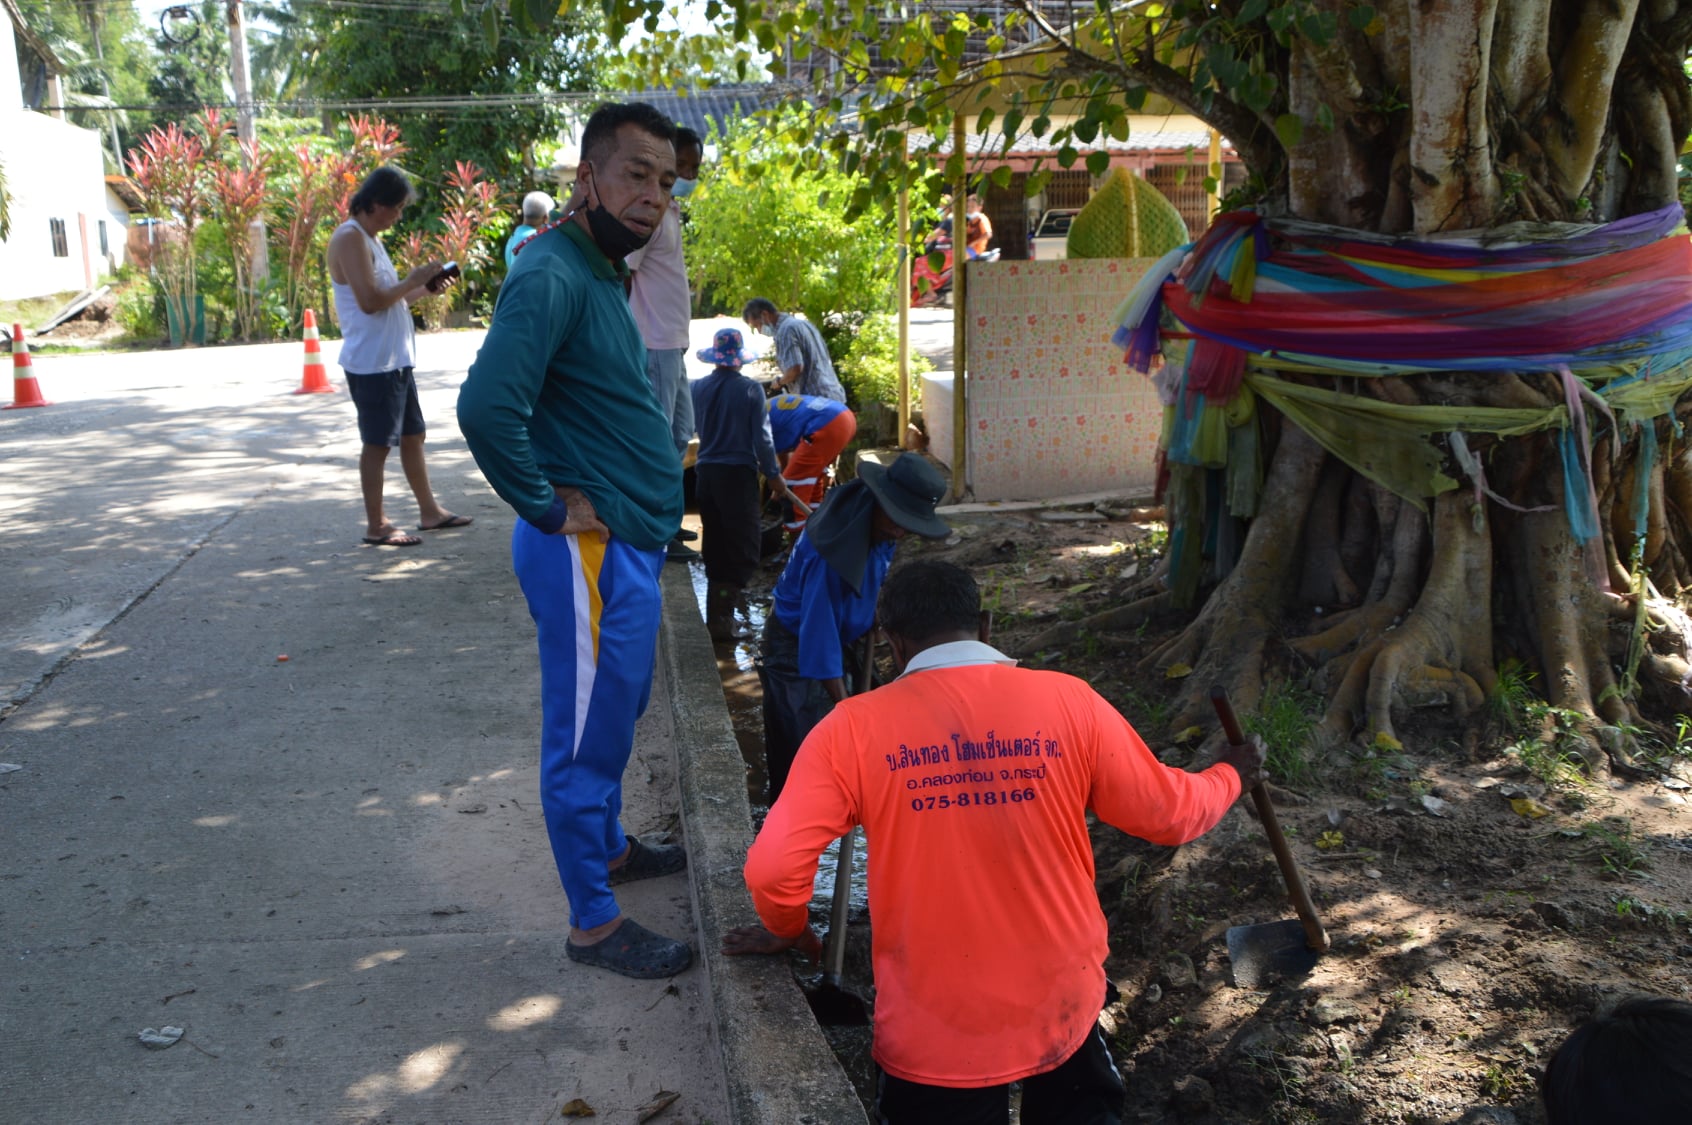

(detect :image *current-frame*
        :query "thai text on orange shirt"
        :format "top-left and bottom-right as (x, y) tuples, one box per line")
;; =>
(744, 654), (1243, 1088)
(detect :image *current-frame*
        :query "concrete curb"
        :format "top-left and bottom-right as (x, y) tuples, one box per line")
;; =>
(661, 565), (870, 1125)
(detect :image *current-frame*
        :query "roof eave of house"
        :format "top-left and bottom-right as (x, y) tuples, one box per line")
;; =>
(1, 0), (67, 75)
(105, 175), (147, 211)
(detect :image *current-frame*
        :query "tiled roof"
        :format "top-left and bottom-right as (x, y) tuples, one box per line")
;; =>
(622, 85), (802, 140)
(555, 84), (1233, 165)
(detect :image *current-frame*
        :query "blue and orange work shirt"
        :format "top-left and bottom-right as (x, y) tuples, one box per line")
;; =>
(766, 393), (851, 453)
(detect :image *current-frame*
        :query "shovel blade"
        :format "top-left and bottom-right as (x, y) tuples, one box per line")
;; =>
(1226, 918), (1322, 989)
(805, 975), (872, 1026)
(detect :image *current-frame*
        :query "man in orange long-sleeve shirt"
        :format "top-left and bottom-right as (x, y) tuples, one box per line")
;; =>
(724, 559), (1266, 1123)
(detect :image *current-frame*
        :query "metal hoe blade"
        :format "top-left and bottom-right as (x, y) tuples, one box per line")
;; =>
(1226, 918), (1322, 989)
(1210, 685), (1330, 989)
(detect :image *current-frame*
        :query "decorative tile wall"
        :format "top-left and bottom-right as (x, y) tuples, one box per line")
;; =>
(957, 258), (1165, 502)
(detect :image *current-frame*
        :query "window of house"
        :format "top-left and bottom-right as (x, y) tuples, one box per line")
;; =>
(99, 220), (109, 256)
(49, 219), (69, 257)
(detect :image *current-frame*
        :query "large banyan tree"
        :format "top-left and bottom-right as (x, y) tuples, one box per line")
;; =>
(523, 0), (1692, 770)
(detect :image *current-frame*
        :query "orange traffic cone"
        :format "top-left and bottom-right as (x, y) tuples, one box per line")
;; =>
(4, 323), (50, 409)
(293, 308), (335, 395)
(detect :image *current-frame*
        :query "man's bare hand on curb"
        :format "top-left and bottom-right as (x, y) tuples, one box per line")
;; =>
(722, 923), (822, 964)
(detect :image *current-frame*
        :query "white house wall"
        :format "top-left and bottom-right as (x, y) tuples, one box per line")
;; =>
(102, 187), (131, 271)
(0, 111), (109, 301)
(2, 0), (112, 302)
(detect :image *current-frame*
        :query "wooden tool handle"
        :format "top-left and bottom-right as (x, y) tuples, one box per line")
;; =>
(823, 827), (856, 983)
(1209, 686), (1330, 953)
(821, 631), (879, 984)
(859, 625), (877, 695)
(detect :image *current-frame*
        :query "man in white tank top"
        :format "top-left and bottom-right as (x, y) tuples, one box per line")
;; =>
(328, 166), (472, 547)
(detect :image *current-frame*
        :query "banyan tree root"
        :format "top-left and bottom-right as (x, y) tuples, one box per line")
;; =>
(1025, 590), (1173, 653)
(1348, 491), (1495, 746)
(1024, 388), (1692, 775)
(1136, 427), (1328, 734)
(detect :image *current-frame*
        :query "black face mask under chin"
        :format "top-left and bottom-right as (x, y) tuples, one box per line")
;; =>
(584, 196), (651, 260)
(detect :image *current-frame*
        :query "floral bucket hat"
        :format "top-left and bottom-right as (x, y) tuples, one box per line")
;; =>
(696, 327), (757, 368)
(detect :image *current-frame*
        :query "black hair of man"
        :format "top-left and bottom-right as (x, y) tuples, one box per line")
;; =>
(581, 101), (677, 168)
(348, 166), (415, 216)
(675, 126), (703, 156)
(1541, 995), (1692, 1125)
(878, 559), (980, 646)
(742, 297), (778, 320)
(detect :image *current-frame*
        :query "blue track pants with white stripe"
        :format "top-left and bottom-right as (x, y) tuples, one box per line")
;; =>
(513, 523), (664, 931)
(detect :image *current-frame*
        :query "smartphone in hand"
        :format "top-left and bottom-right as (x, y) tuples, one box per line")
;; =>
(429, 261), (460, 292)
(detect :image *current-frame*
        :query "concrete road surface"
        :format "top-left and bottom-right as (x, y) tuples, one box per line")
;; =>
(0, 334), (731, 1123)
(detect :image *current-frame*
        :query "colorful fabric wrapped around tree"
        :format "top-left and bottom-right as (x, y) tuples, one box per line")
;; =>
(1112, 203), (1692, 593)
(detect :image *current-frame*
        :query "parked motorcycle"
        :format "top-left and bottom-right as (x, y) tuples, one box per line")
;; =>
(910, 237), (999, 308)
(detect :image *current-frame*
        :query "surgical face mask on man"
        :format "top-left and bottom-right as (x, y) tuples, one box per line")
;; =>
(671, 177), (696, 198)
(579, 163), (654, 260)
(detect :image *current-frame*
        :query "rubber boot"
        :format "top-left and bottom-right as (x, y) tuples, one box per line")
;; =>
(706, 584), (742, 642)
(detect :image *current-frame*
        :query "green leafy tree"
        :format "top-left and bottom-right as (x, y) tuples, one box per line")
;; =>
(684, 111), (912, 410)
(142, 0), (231, 135)
(515, 0), (1692, 776)
(292, 1), (604, 212)
(685, 110), (900, 324)
(15, 0), (162, 165)
(245, 0), (314, 103)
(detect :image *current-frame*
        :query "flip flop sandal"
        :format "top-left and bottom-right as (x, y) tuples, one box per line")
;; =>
(362, 530), (422, 547)
(607, 835), (688, 886)
(566, 919), (692, 979)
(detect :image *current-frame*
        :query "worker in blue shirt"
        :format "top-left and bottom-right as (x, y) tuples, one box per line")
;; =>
(766, 392), (856, 539)
(758, 453), (951, 802)
(690, 327), (794, 640)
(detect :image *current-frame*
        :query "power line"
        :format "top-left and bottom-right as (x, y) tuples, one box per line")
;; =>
(44, 89), (628, 113)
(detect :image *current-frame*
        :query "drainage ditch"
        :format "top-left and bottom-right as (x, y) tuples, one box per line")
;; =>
(684, 560), (881, 1113)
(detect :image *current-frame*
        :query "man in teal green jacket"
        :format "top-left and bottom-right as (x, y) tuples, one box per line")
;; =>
(457, 102), (691, 980)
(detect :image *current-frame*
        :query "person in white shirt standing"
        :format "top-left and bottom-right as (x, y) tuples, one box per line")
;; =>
(327, 166), (470, 547)
(626, 126), (704, 562)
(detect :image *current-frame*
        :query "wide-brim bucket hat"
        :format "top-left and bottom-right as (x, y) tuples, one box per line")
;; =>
(859, 453), (951, 539)
(697, 327), (757, 367)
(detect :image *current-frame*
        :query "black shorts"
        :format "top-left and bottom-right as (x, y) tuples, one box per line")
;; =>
(345, 367), (425, 447)
(695, 463), (762, 588)
(875, 1022), (1125, 1125)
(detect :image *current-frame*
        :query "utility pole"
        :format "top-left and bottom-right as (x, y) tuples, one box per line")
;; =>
(225, 0), (268, 280)
(78, 3), (123, 171)
(225, 0), (257, 150)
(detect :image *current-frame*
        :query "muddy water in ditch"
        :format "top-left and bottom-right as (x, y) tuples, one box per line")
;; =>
(685, 560), (881, 1112)
(683, 562), (869, 918)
